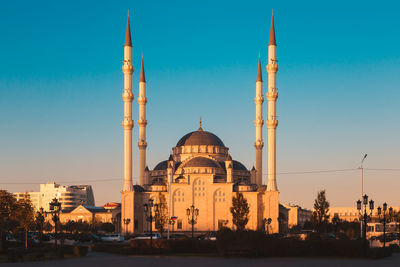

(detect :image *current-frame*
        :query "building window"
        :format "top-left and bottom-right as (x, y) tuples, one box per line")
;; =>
(134, 219), (138, 230)
(177, 219), (182, 229)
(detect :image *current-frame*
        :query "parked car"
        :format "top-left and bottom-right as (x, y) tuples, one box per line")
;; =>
(170, 234), (189, 240)
(197, 232), (217, 240)
(133, 233), (162, 240)
(101, 234), (124, 242)
(6, 234), (17, 242)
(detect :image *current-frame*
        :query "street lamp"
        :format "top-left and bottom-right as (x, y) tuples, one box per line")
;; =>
(186, 205), (199, 238)
(144, 199), (159, 250)
(123, 218), (130, 236)
(377, 203), (393, 248)
(35, 208), (45, 245)
(264, 218), (272, 234)
(356, 194), (374, 256)
(359, 154), (367, 238)
(48, 198), (62, 250)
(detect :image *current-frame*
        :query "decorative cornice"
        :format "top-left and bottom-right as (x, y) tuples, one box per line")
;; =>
(122, 119), (134, 129)
(122, 90), (134, 102)
(266, 91), (278, 101)
(266, 64), (278, 73)
(266, 119), (278, 129)
(122, 65), (134, 74)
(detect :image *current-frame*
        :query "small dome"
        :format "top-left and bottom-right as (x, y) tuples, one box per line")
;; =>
(153, 160), (168, 170)
(176, 129), (225, 147)
(184, 157), (220, 168)
(233, 160), (248, 171)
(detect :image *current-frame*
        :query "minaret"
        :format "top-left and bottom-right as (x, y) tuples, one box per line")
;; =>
(254, 55), (264, 186)
(138, 56), (147, 186)
(266, 14), (278, 191)
(225, 154), (233, 183)
(122, 15), (134, 191)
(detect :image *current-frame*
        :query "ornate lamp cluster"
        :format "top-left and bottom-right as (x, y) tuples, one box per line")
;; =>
(144, 198), (160, 249)
(377, 202), (393, 248)
(48, 198), (62, 249)
(186, 205), (199, 238)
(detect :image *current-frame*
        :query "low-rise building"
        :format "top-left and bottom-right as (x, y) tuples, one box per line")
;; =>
(60, 205), (119, 224)
(329, 207), (400, 222)
(280, 203), (312, 229)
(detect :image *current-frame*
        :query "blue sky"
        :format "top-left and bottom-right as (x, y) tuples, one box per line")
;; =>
(1, 0), (399, 208)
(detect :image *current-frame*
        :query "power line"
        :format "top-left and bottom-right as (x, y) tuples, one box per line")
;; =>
(263, 168), (358, 176)
(364, 168), (400, 171)
(1, 168), (398, 185)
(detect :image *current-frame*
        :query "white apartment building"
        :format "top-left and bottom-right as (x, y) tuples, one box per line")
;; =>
(14, 182), (95, 212)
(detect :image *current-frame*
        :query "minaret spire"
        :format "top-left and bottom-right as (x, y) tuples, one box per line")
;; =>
(140, 55), (145, 82)
(125, 13), (132, 47)
(257, 54), (263, 82)
(254, 54), (264, 186)
(269, 13), (276, 46)
(266, 13), (279, 191)
(138, 55), (148, 186)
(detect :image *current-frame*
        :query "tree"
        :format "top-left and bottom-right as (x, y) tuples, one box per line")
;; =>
(230, 192), (250, 231)
(0, 190), (18, 252)
(154, 193), (168, 235)
(15, 194), (35, 249)
(312, 190), (330, 232)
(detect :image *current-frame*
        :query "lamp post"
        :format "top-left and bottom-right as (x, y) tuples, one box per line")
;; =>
(186, 205), (199, 238)
(359, 154), (367, 238)
(264, 218), (272, 234)
(48, 198), (61, 250)
(123, 218), (130, 237)
(377, 203), (393, 248)
(356, 194), (374, 256)
(35, 208), (45, 245)
(144, 199), (159, 250)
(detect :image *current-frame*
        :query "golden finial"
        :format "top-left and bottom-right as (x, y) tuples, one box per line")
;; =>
(199, 116), (203, 131)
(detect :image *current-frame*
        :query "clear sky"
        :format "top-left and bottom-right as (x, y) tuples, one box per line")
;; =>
(0, 0), (399, 209)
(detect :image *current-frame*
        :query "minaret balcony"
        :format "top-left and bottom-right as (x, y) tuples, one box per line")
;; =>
(254, 96), (264, 104)
(266, 119), (278, 128)
(267, 64), (278, 73)
(122, 91), (134, 101)
(266, 91), (278, 101)
(122, 119), (134, 129)
(254, 119), (264, 127)
(137, 119), (148, 127)
(254, 140), (264, 149)
(137, 96), (148, 104)
(138, 140), (148, 148)
(122, 65), (134, 74)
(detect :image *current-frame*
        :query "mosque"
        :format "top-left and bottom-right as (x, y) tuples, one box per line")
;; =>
(121, 14), (280, 234)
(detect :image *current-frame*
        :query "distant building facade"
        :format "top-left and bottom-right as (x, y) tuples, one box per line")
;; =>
(60, 204), (120, 224)
(280, 203), (312, 229)
(329, 207), (400, 222)
(14, 182), (95, 212)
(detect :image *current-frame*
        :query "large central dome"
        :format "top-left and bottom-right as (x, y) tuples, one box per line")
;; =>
(176, 127), (225, 147)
